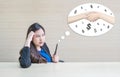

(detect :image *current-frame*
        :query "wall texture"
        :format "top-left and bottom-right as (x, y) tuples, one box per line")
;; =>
(0, 0), (120, 62)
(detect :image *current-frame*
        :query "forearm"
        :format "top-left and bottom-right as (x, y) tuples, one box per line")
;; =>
(24, 39), (31, 47)
(19, 47), (31, 68)
(24, 31), (34, 47)
(68, 13), (87, 24)
(99, 13), (115, 24)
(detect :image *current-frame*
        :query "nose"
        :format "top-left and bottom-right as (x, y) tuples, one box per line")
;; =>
(39, 36), (43, 41)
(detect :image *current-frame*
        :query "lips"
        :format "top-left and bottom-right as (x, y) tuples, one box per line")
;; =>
(39, 42), (43, 44)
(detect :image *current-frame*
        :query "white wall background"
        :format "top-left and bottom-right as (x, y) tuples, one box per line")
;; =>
(0, 0), (120, 62)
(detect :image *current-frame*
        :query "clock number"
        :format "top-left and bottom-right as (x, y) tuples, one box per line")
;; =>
(100, 29), (102, 31)
(75, 25), (78, 28)
(90, 5), (93, 8)
(104, 9), (107, 12)
(97, 23), (99, 25)
(94, 29), (97, 33)
(81, 6), (83, 9)
(82, 21), (84, 24)
(82, 30), (85, 33)
(103, 24), (105, 26)
(97, 6), (100, 8)
(74, 10), (77, 14)
(107, 25), (110, 29)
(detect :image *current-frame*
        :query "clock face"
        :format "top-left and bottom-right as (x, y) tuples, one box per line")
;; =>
(68, 3), (115, 36)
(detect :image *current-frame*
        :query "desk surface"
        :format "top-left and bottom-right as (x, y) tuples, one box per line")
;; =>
(0, 62), (120, 77)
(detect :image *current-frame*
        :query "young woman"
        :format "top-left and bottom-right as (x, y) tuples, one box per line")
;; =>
(19, 23), (59, 68)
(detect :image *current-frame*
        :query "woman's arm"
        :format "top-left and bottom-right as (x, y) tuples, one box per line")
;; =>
(19, 47), (31, 68)
(19, 31), (34, 68)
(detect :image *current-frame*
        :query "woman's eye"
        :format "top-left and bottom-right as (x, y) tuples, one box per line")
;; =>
(35, 33), (45, 37)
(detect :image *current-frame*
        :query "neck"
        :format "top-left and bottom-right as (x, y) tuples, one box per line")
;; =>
(36, 46), (41, 51)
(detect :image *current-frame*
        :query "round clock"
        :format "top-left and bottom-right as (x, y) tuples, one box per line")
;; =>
(68, 3), (115, 36)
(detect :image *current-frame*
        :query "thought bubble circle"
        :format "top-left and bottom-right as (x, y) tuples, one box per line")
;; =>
(61, 36), (65, 39)
(68, 3), (115, 36)
(57, 31), (70, 43)
(65, 31), (70, 36)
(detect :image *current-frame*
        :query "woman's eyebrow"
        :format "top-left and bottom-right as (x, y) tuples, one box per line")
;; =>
(35, 33), (45, 36)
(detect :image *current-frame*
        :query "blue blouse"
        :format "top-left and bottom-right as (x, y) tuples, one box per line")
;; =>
(39, 49), (52, 62)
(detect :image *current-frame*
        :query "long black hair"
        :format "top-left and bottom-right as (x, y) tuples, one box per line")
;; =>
(29, 23), (48, 63)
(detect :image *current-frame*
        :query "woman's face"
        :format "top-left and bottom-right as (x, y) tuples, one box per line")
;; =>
(32, 29), (45, 47)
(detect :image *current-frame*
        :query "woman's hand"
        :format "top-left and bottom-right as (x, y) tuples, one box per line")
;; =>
(52, 55), (59, 63)
(86, 11), (100, 22)
(24, 31), (35, 47)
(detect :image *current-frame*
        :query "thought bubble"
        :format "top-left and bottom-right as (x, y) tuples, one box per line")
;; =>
(61, 36), (65, 39)
(68, 3), (115, 36)
(57, 31), (70, 43)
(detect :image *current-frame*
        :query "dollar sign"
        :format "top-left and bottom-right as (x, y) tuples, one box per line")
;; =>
(86, 23), (91, 30)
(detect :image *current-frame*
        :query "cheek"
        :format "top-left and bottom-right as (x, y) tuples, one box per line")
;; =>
(42, 37), (46, 43)
(32, 38), (39, 44)
(42, 37), (45, 41)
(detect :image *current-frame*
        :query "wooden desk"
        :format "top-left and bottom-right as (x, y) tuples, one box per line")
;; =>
(0, 62), (120, 77)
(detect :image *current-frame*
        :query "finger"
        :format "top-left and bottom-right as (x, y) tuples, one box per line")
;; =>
(29, 31), (35, 36)
(27, 31), (35, 41)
